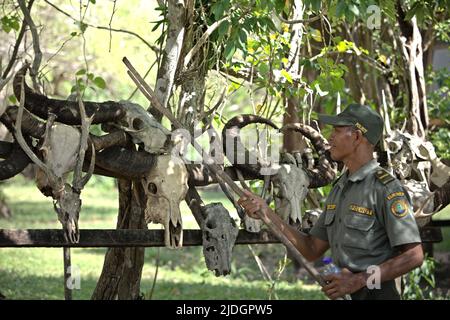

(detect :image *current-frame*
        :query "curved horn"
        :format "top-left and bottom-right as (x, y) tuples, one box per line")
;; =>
(2, 105), (45, 138)
(13, 65), (125, 125)
(281, 123), (337, 188)
(2, 105), (130, 151)
(0, 140), (31, 180)
(222, 114), (278, 177)
(95, 146), (157, 179)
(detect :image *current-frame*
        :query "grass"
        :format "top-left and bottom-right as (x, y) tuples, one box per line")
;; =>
(2, 175), (449, 300)
(0, 175), (325, 300)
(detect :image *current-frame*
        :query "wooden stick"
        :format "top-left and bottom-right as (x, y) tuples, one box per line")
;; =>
(122, 57), (326, 287)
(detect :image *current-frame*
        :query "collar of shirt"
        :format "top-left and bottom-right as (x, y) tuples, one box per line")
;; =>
(335, 159), (379, 188)
(348, 159), (379, 182)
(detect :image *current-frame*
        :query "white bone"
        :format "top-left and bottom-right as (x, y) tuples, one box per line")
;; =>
(142, 154), (188, 248)
(115, 101), (170, 154)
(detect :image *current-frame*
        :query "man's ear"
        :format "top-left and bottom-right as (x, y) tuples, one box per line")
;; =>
(354, 129), (364, 145)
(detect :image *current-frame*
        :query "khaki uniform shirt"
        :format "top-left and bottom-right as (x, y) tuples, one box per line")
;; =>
(310, 159), (422, 273)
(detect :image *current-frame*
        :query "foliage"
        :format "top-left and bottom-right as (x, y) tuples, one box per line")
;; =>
(402, 255), (436, 300)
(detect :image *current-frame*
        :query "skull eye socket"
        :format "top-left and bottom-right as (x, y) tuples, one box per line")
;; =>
(148, 182), (157, 194)
(132, 118), (144, 130)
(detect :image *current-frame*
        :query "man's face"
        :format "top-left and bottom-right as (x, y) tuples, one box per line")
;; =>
(328, 126), (356, 161)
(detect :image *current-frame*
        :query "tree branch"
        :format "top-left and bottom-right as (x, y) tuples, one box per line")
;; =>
(43, 0), (158, 52)
(1, 0), (34, 80)
(184, 15), (229, 68)
(276, 12), (321, 24)
(18, 0), (41, 83)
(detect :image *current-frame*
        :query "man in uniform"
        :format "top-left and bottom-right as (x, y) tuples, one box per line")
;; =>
(238, 104), (424, 300)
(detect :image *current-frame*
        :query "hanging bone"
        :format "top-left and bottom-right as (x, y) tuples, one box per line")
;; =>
(201, 203), (239, 276)
(14, 77), (94, 243)
(142, 154), (188, 248)
(271, 152), (310, 226)
(113, 101), (171, 154)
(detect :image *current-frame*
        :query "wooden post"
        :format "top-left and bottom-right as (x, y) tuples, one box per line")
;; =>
(63, 247), (72, 300)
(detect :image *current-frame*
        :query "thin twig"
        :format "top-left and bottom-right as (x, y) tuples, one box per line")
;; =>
(248, 245), (272, 282)
(1, 0), (34, 80)
(44, 0), (155, 51)
(184, 15), (229, 68)
(108, 0), (118, 53)
(276, 12), (321, 24)
(18, 0), (41, 89)
(148, 247), (160, 300)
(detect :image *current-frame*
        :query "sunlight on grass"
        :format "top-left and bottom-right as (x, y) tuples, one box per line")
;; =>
(0, 176), (325, 300)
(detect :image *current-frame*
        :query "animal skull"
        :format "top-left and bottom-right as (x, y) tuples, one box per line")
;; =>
(272, 153), (310, 225)
(403, 179), (436, 227)
(115, 101), (171, 154)
(142, 154), (188, 248)
(41, 123), (88, 243)
(201, 203), (239, 276)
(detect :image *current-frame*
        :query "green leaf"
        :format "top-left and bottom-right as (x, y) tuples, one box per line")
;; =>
(8, 95), (17, 104)
(335, 1), (347, 18)
(238, 29), (247, 48)
(70, 31), (78, 37)
(76, 69), (86, 76)
(79, 22), (88, 33)
(348, 4), (360, 17)
(336, 41), (348, 52)
(9, 16), (20, 31)
(89, 0), (96, 3)
(87, 73), (94, 80)
(281, 69), (293, 84)
(93, 76), (106, 89)
(224, 42), (236, 62)
(1, 16), (11, 33)
(310, 28), (322, 42)
(218, 20), (229, 38)
(212, 2), (225, 20)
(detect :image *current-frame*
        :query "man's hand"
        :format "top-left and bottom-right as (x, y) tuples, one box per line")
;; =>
(237, 190), (272, 220)
(322, 268), (366, 300)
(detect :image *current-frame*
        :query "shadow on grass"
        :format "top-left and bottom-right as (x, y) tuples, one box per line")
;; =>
(0, 269), (324, 300)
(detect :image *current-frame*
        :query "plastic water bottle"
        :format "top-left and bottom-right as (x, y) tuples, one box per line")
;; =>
(322, 257), (341, 278)
(321, 257), (352, 300)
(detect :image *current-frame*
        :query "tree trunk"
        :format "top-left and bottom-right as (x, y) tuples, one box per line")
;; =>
(150, 0), (187, 122)
(396, 1), (428, 137)
(91, 179), (147, 300)
(282, 0), (306, 153)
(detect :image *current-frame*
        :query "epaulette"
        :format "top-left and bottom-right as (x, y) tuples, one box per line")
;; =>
(332, 173), (345, 186)
(375, 168), (395, 185)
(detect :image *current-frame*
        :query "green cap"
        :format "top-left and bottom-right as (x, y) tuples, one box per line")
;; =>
(318, 104), (384, 145)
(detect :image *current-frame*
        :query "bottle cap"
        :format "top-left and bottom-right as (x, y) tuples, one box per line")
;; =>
(322, 257), (332, 265)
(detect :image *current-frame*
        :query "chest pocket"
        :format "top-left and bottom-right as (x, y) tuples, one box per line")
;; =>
(344, 214), (375, 231)
(342, 214), (376, 249)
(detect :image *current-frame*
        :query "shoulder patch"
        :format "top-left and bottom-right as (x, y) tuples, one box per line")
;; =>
(390, 199), (409, 218)
(375, 169), (395, 185)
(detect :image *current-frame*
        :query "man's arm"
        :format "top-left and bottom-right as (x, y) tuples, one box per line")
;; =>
(322, 242), (424, 299)
(237, 190), (330, 261)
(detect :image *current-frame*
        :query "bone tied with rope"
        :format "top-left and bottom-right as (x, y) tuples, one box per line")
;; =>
(122, 57), (327, 288)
